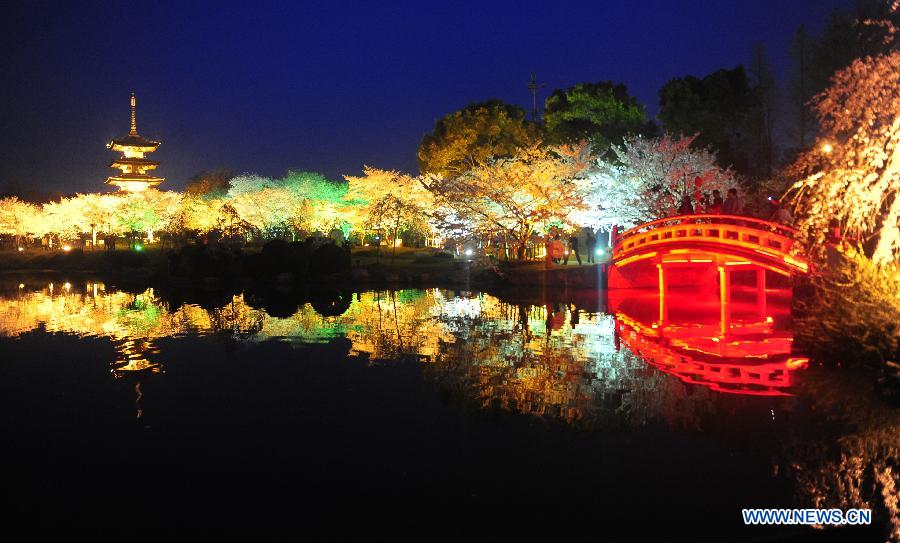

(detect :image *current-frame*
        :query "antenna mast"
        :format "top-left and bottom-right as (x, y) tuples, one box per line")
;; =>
(527, 73), (545, 122)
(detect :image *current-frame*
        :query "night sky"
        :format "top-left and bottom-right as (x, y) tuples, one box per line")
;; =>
(1, 0), (849, 194)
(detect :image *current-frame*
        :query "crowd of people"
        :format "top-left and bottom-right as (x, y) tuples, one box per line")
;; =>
(548, 230), (599, 266)
(677, 188), (794, 226)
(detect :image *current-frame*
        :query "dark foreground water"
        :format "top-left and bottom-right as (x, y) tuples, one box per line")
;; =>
(0, 279), (896, 540)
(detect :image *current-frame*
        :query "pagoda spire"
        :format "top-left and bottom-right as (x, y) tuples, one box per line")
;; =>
(106, 92), (163, 192)
(130, 92), (137, 135)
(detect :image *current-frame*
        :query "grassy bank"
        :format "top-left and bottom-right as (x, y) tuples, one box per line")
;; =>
(0, 247), (169, 274)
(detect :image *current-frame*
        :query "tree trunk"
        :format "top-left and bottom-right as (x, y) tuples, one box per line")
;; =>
(516, 241), (526, 260)
(872, 191), (900, 265)
(390, 209), (401, 268)
(871, 125), (900, 265)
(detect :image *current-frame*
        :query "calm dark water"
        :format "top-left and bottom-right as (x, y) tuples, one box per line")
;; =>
(0, 279), (895, 540)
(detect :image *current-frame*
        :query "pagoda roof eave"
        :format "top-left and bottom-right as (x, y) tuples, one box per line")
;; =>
(108, 134), (161, 151)
(110, 158), (159, 169)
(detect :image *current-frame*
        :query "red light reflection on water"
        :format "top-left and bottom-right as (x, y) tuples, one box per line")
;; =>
(610, 286), (809, 396)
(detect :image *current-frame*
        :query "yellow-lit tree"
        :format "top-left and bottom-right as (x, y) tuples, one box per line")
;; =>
(788, 49), (900, 264)
(0, 197), (46, 246)
(345, 168), (436, 260)
(422, 142), (592, 259)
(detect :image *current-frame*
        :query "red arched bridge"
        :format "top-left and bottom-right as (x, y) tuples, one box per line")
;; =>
(611, 214), (809, 278)
(609, 215), (811, 333)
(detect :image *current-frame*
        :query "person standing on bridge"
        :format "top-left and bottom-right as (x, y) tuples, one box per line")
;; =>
(768, 198), (794, 226)
(710, 190), (723, 214)
(722, 188), (744, 216)
(678, 195), (694, 215)
(585, 232), (596, 263)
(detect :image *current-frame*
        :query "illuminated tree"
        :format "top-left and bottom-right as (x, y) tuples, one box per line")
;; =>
(226, 172), (351, 240)
(176, 193), (228, 235)
(543, 81), (655, 157)
(580, 133), (736, 230)
(280, 170), (351, 235)
(787, 49), (900, 264)
(422, 142), (591, 259)
(184, 169), (233, 198)
(68, 193), (120, 245)
(417, 100), (540, 177)
(345, 167), (435, 259)
(227, 175), (294, 238)
(113, 190), (182, 245)
(0, 197), (46, 245)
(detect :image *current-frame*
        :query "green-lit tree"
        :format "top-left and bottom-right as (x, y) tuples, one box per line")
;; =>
(543, 81), (655, 158)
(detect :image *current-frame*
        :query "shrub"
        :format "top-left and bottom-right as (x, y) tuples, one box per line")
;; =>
(795, 249), (900, 367)
(308, 243), (350, 275)
(257, 239), (304, 275)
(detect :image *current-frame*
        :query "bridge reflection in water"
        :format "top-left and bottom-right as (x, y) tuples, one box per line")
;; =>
(610, 287), (807, 397)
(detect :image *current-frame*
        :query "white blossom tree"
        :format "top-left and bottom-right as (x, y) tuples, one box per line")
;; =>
(787, 49), (900, 264)
(579, 133), (736, 230)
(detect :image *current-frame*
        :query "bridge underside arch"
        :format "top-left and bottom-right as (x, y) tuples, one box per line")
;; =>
(610, 243), (808, 290)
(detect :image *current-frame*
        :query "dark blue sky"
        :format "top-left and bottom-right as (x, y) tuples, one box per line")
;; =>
(0, 0), (849, 194)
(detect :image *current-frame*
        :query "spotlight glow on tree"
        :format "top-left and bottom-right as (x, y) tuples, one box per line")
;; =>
(788, 50), (900, 264)
(422, 142), (591, 259)
(580, 133), (736, 230)
(345, 167), (436, 256)
(0, 197), (45, 245)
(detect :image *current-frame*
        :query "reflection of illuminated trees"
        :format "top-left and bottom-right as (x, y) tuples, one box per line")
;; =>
(423, 301), (700, 429)
(0, 283), (795, 433)
(781, 371), (900, 540)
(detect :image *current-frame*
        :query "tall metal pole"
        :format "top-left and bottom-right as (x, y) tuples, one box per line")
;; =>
(527, 73), (544, 122)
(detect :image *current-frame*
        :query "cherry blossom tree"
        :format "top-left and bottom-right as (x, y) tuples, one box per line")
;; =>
(345, 167), (435, 259)
(0, 197), (46, 246)
(787, 49), (900, 264)
(580, 133), (736, 231)
(113, 190), (182, 245)
(422, 142), (591, 259)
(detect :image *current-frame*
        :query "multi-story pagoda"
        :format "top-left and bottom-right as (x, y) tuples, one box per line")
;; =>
(106, 93), (163, 192)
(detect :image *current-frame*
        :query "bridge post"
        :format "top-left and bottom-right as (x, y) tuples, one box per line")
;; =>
(657, 263), (668, 324)
(755, 268), (767, 321)
(718, 266), (731, 336)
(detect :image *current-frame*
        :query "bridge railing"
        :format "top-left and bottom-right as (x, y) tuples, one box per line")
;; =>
(612, 214), (801, 262)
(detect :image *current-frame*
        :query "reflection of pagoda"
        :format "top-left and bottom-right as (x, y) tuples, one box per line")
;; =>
(106, 92), (163, 192)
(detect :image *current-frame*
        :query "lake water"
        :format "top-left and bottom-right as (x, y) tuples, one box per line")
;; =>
(0, 278), (895, 540)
